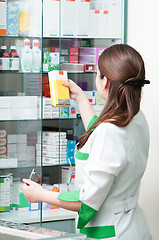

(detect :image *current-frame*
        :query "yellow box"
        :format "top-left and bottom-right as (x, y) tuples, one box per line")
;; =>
(48, 70), (70, 107)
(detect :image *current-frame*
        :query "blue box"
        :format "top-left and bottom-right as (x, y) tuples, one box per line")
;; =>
(67, 140), (76, 149)
(7, 3), (19, 36)
(60, 107), (69, 118)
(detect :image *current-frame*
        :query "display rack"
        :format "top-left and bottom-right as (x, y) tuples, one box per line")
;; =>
(0, 0), (127, 232)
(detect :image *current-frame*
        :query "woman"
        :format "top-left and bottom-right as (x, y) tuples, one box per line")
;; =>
(23, 44), (152, 239)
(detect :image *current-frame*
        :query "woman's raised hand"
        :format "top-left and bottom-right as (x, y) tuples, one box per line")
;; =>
(62, 79), (83, 102)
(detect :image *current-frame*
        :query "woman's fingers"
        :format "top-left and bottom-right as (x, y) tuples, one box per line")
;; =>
(23, 178), (33, 186)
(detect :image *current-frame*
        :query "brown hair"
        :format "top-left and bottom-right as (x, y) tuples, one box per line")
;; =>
(77, 44), (146, 149)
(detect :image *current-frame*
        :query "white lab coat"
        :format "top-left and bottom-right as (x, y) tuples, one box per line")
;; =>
(58, 110), (152, 239)
(75, 110), (152, 239)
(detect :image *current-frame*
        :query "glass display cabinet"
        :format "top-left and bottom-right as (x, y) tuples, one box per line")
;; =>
(0, 0), (127, 234)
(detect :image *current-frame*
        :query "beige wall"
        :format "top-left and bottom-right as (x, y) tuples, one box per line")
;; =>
(127, 1), (159, 239)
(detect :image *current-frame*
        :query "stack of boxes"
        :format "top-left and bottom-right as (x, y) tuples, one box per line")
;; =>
(0, 130), (17, 168)
(43, 97), (59, 119)
(42, 0), (121, 39)
(0, 96), (38, 120)
(36, 131), (67, 166)
(7, 134), (35, 167)
(69, 47), (79, 64)
(0, 0), (41, 37)
(43, 46), (105, 73)
(42, 97), (78, 119)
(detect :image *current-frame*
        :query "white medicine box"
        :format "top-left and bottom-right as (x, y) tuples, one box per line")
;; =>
(43, 0), (59, 37)
(107, 0), (122, 38)
(76, 0), (90, 37)
(61, 0), (76, 37)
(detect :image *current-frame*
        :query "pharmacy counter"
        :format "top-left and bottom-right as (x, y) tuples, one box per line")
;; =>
(0, 209), (76, 233)
(0, 220), (86, 240)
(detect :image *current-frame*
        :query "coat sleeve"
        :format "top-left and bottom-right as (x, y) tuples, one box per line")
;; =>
(57, 116), (99, 203)
(77, 123), (127, 229)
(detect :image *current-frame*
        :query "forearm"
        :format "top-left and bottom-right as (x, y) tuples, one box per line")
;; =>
(76, 91), (96, 131)
(42, 190), (81, 212)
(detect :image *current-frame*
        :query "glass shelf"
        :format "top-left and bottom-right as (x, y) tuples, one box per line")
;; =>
(0, 36), (41, 40)
(0, 72), (42, 75)
(43, 36), (122, 40)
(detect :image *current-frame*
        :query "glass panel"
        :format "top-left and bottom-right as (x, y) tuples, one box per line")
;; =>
(0, 0), (42, 226)
(0, 0), (127, 232)
(41, 0), (127, 230)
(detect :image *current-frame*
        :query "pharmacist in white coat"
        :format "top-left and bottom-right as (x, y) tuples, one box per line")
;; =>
(23, 44), (152, 239)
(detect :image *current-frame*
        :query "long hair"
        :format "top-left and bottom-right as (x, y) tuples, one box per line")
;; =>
(77, 44), (146, 149)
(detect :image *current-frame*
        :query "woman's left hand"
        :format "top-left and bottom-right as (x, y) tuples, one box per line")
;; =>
(23, 178), (46, 203)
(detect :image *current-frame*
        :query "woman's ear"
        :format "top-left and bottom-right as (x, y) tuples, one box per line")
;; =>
(103, 77), (109, 90)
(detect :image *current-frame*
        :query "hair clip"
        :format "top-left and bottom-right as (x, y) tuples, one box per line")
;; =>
(123, 79), (150, 87)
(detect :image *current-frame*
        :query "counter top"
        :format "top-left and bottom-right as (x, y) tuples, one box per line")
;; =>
(0, 220), (86, 240)
(0, 208), (76, 224)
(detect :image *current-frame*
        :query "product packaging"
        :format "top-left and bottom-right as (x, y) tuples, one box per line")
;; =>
(0, 1), (6, 36)
(48, 70), (70, 107)
(43, 0), (59, 37)
(7, 2), (19, 36)
(76, 0), (90, 37)
(61, 0), (76, 37)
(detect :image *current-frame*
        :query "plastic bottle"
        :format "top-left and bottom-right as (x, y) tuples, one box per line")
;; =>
(0, 46), (10, 72)
(32, 39), (41, 72)
(9, 46), (20, 72)
(20, 39), (32, 72)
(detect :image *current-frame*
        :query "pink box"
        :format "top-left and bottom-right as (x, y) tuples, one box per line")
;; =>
(69, 47), (79, 55)
(79, 55), (96, 64)
(80, 47), (96, 55)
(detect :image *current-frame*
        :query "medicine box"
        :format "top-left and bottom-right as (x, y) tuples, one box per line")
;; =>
(90, 10), (100, 38)
(43, 52), (60, 72)
(76, 0), (90, 37)
(99, 10), (109, 38)
(0, 158), (17, 168)
(67, 140), (76, 149)
(0, 130), (7, 138)
(7, 3), (19, 36)
(107, 0), (122, 38)
(43, 0), (59, 37)
(0, 97), (11, 108)
(60, 107), (69, 118)
(62, 63), (84, 72)
(36, 144), (67, 153)
(48, 70), (70, 107)
(69, 106), (77, 118)
(61, 166), (75, 184)
(42, 138), (67, 146)
(61, 0), (76, 37)
(0, 138), (6, 146)
(0, 1), (7, 36)
(84, 91), (96, 105)
(42, 131), (66, 139)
